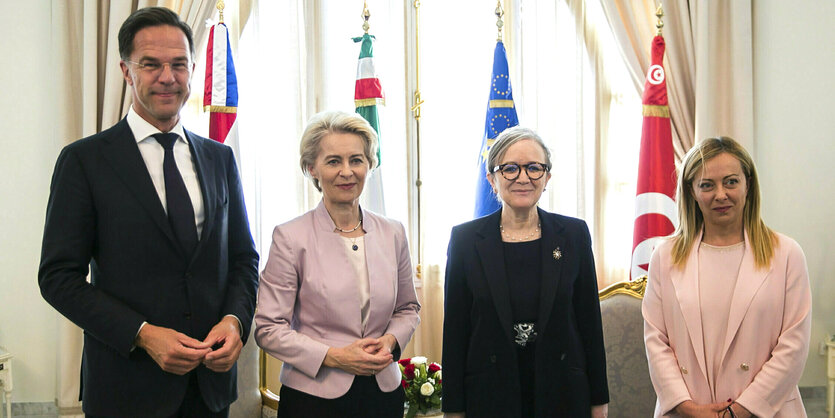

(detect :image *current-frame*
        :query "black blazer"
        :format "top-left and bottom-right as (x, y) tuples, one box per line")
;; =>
(38, 119), (259, 417)
(442, 208), (608, 417)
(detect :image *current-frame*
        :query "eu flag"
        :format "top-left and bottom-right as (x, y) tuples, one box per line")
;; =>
(474, 41), (519, 218)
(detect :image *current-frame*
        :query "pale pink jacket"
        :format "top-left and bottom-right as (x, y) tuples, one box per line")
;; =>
(254, 201), (420, 399)
(643, 231), (811, 418)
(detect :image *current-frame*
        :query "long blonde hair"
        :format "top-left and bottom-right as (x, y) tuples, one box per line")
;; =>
(671, 136), (775, 268)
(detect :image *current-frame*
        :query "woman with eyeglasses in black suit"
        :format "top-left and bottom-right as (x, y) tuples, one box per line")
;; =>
(442, 126), (609, 418)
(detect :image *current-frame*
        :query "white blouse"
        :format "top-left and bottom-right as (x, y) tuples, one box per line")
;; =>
(341, 235), (371, 331)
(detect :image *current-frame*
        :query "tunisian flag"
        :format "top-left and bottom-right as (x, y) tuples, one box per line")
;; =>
(203, 22), (238, 143)
(630, 35), (678, 280)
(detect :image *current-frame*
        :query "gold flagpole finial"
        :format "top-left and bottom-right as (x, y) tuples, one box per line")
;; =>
(495, 1), (505, 42)
(655, 4), (664, 36)
(216, 0), (225, 24)
(362, 1), (371, 34)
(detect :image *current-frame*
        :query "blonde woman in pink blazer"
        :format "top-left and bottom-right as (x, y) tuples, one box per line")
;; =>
(643, 137), (811, 418)
(255, 111), (420, 417)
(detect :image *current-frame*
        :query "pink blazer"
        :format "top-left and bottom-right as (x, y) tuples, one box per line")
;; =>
(254, 201), (420, 399)
(643, 231), (811, 418)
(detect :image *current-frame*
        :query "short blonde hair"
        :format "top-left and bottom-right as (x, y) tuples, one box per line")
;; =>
(671, 136), (775, 268)
(299, 111), (379, 191)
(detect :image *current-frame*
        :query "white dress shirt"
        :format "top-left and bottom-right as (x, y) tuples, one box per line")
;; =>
(127, 107), (204, 237)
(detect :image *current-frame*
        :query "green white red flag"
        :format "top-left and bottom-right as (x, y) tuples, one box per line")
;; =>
(353, 33), (385, 214)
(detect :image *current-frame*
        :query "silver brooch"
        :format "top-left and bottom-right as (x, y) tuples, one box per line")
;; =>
(553, 247), (562, 260)
(513, 322), (537, 347)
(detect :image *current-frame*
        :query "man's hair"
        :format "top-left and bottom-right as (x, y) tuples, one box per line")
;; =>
(118, 7), (194, 60)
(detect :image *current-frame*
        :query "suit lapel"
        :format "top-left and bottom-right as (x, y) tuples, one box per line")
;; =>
(100, 119), (181, 252)
(671, 232), (709, 381)
(187, 131), (216, 262)
(474, 211), (515, 345)
(536, 209), (566, 338)
(719, 232), (772, 367)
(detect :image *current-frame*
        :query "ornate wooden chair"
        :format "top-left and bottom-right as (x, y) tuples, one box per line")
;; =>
(598, 276), (656, 417)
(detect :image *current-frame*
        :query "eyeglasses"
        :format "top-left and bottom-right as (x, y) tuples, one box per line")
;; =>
(125, 60), (192, 76)
(492, 163), (550, 181)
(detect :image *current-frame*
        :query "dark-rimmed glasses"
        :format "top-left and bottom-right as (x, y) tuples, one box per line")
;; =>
(491, 163), (550, 181)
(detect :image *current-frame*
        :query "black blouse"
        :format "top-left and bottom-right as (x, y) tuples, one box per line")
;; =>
(502, 239), (542, 323)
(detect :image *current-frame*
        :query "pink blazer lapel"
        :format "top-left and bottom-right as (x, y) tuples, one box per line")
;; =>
(718, 231), (773, 367)
(671, 232), (709, 381)
(359, 208), (390, 337)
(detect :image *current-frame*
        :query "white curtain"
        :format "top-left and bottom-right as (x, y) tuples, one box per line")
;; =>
(689, 0), (754, 151)
(599, 0), (696, 159)
(401, 265), (445, 365)
(599, 0), (754, 156)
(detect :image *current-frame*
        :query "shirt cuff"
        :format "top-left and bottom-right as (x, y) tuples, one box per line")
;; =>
(131, 321), (149, 352)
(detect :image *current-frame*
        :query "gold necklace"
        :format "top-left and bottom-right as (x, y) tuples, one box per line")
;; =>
(335, 217), (363, 233)
(500, 223), (541, 241)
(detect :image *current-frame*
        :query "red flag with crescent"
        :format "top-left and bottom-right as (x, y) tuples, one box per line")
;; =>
(631, 35), (678, 280)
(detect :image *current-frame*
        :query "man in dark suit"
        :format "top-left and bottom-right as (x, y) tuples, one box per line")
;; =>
(38, 7), (258, 417)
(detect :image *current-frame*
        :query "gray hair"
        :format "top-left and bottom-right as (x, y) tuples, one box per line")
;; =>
(486, 126), (552, 175)
(299, 111), (379, 192)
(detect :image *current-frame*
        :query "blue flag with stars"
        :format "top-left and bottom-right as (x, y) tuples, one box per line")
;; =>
(474, 41), (519, 217)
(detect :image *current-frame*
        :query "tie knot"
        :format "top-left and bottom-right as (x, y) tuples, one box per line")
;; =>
(153, 133), (179, 150)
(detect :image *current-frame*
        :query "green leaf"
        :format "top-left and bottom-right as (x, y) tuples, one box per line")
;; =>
(405, 402), (418, 418)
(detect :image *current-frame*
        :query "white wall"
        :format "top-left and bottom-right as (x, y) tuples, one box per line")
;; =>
(753, 0), (835, 387)
(0, 0), (61, 401)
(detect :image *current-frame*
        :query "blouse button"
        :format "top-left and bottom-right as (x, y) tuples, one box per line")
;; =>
(740, 363), (750, 371)
(680, 366), (688, 374)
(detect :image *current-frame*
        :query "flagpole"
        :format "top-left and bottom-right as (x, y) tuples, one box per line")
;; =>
(496, 0), (504, 41)
(362, 1), (370, 33)
(410, 0), (424, 275)
(655, 4), (664, 36)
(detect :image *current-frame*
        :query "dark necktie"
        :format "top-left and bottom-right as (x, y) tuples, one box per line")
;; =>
(154, 133), (198, 257)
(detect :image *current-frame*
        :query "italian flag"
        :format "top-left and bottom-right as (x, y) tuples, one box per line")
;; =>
(353, 33), (385, 214)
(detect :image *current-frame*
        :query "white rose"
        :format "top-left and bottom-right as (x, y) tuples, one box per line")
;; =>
(411, 356), (427, 365)
(434, 370), (442, 380)
(420, 382), (435, 396)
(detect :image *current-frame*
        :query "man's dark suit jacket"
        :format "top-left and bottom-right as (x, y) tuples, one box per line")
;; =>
(442, 208), (609, 417)
(38, 118), (259, 417)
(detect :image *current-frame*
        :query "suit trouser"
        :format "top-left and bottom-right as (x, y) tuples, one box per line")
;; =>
(278, 375), (405, 418)
(85, 372), (229, 418)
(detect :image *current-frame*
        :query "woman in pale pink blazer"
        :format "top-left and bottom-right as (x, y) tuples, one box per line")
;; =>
(643, 137), (811, 418)
(255, 111), (420, 417)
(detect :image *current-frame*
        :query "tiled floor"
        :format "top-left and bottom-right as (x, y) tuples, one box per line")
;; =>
(10, 398), (833, 417)
(805, 396), (828, 418)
